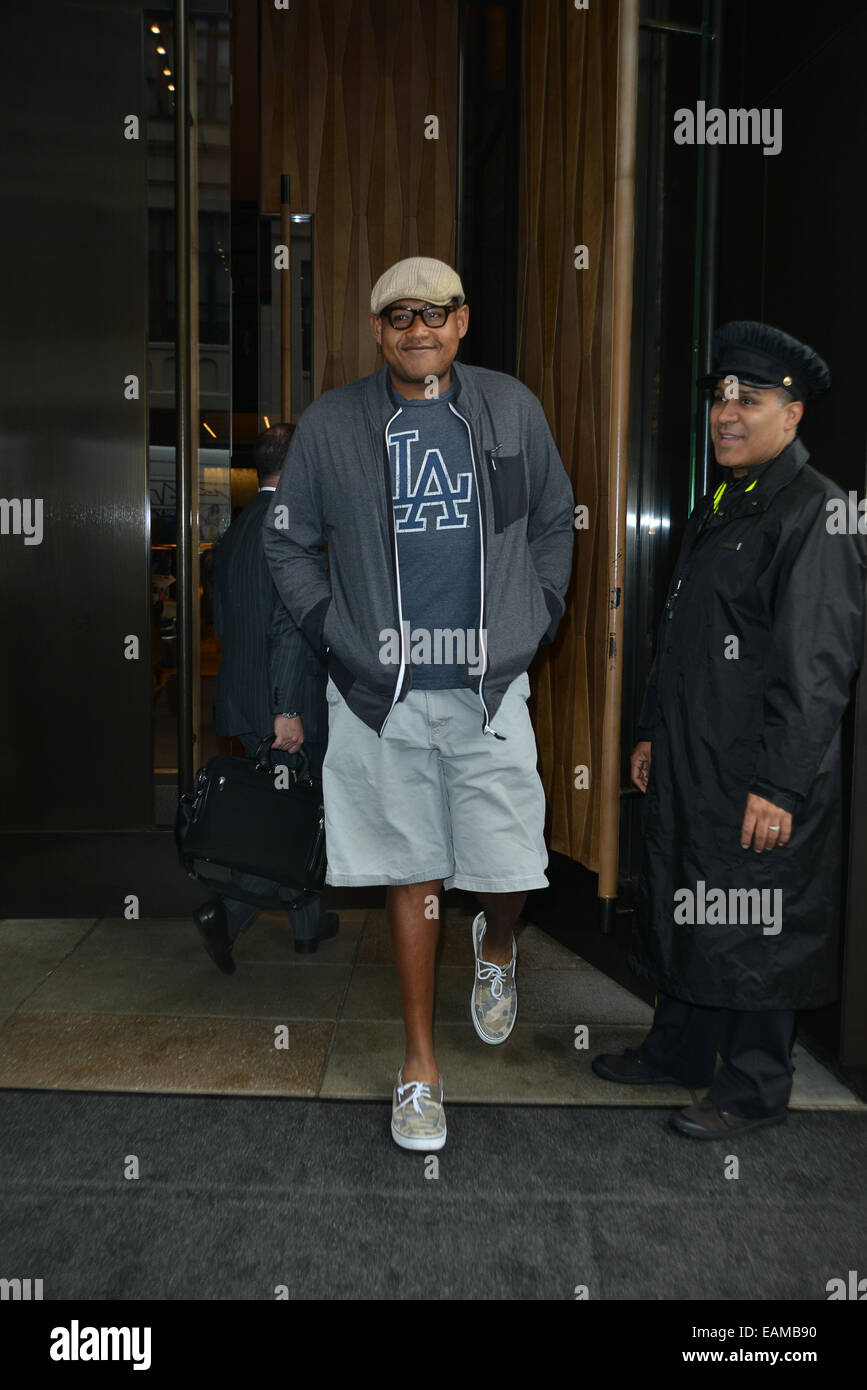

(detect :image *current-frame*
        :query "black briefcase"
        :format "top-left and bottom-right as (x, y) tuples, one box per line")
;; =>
(175, 737), (326, 904)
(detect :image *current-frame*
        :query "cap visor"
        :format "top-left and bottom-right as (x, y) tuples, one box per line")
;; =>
(698, 373), (780, 391)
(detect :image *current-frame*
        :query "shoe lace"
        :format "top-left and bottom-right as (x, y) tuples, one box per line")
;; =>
(396, 1079), (432, 1115)
(476, 954), (515, 1000)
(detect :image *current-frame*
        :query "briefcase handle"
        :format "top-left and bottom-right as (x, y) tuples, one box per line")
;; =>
(253, 735), (314, 785)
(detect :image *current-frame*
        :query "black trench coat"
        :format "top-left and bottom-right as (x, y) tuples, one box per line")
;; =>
(629, 436), (866, 1009)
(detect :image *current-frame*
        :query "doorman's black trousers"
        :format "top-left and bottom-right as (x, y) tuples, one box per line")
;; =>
(637, 991), (797, 1117)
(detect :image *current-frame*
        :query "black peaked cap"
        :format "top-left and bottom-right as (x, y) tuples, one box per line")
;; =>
(698, 320), (830, 401)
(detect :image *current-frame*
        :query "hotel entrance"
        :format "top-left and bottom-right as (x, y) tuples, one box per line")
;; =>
(0, 0), (865, 1164)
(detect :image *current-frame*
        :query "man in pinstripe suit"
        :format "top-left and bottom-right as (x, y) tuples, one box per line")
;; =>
(193, 423), (338, 972)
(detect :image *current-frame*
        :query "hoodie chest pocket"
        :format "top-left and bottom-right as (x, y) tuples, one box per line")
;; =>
(487, 452), (528, 533)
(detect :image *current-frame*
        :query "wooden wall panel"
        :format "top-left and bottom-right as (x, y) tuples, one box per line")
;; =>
(261, 0), (459, 394)
(261, 0), (622, 873)
(518, 1), (621, 872)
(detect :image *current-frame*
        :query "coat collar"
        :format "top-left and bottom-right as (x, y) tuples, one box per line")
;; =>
(706, 436), (809, 522)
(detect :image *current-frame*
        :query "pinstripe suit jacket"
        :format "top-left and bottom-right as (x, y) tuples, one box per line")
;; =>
(213, 490), (327, 745)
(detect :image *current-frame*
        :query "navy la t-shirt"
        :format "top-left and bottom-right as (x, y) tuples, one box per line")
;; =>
(388, 379), (482, 689)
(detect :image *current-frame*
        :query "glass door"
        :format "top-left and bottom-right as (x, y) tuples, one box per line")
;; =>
(145, 11), (232, 822)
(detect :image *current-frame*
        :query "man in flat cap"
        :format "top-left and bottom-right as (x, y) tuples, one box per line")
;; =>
(263, 256), (573, 1150)
(595, 321), (865, 1138)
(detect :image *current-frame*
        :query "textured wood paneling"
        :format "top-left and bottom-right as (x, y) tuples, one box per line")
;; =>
(518, 1), (621, 872)
(262, 0), (623, 871)
(261, 0), (459, 393)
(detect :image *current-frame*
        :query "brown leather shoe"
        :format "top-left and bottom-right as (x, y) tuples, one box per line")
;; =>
(669, 1103), (787, 1140)
(592, 1051), (687, 1086)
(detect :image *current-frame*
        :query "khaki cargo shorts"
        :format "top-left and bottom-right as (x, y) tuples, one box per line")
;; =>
(321, 672), (549, 892)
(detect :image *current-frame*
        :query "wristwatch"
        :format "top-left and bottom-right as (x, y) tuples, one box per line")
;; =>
(278, 711), (300, 719)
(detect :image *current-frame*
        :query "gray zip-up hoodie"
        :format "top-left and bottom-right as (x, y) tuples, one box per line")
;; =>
(262, 359), (574, 736)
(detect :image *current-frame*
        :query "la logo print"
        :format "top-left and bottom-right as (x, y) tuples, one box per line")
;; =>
(390, 429), (472, 532)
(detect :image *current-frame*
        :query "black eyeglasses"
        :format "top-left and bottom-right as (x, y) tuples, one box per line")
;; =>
(381, 302), (458, 330)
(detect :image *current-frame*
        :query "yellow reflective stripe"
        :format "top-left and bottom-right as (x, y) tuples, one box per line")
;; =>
(713, 478), (757, 513)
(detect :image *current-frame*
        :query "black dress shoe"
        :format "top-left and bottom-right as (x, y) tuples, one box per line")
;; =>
(294, 911), (339, 955)
(669, 1103), (788, 1140)
(592, 1050), (687, 1086)
(194, 900), (236, 975)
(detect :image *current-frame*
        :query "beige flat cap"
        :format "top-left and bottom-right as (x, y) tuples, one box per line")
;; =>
(370, 257), (465, 316)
